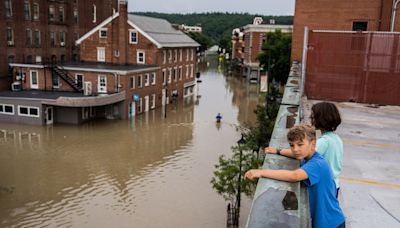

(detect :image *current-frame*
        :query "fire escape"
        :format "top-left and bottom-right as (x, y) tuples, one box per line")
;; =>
(51, 66), (83, 92)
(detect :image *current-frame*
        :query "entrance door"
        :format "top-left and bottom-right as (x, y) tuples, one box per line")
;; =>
(98, 75), (107, 93)
(144, 95), (149, 112)
(131, 102), (136, 117)
(46, 106), (53, 125)
(30, 70), (39, 89)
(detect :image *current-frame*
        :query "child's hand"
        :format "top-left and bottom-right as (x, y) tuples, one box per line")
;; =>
(265, 147), (277, 154)
(245, 169), (261, 180)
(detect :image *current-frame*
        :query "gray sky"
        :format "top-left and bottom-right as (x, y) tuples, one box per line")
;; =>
(128, 0), (295, 15)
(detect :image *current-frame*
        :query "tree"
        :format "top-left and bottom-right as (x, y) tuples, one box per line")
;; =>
(187, 32), (212, 52)
(258, 30), (292, 85)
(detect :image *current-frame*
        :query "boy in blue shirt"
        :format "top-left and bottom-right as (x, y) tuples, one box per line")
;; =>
(245, 125), (345, 228)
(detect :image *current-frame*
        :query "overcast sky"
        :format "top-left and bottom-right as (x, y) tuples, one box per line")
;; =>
(128, 0), (295, 15)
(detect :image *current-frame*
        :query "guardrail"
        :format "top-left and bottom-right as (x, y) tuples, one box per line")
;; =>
(246, 62), (310, 228)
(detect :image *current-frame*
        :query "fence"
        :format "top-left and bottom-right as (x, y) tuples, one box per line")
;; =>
(305, 31), (400, 105)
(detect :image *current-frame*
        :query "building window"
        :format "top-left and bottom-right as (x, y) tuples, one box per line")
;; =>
(60, 54), (65, 63)
(151, 94), (156, 109)
(137, 51), (145, 64)
(168, 49), (172, 63)
(190, 64), (194, 78)
(73, 8), (78, 23)
(49, 5), (55, 21)
(162, 69), (166, 85)
(92, 4), (96, 23)
(59, 31), (65, 46)
(185, 65), (189, 79)
(8, 55), (15, 64)
(168, 68), (172, 83)
(18, 106), (40, 117)
(174, 49), (178, 63)
(34, 30), (40, 47)
(82, 107), (89, 120)
(7, 27), (14, 46)
(59, 6), (64, 22)
(151, 72), (156, 85)
(99, 28), (107, 38)
(26, 55), (33, 64)
(162, 50), (166, 64)
(75, 74), (84, 88)
(191, 49), (194, 61)
(138, 98), (142, 113)
(97, 47), (105, 62)
(352, 21), (368, 31)
(129, 30), (138, 44)
(30, 70), (38, 89)
(179, 66), (183, 80)
(144, 73), (149, 86)
(50, 32), (55, 47)
(173, 67), (177, 82)
(33, 3), (39, 20)
(5, 0), (12, 18)
(186, 48), (189, 61)
(130, 76), (135, 89)
(26, 29), (32, 47)
(137, 75), (142, 88)
(0, 104), (14, 115)
(179, 49), (182, 62)
(52, 75), (60, 88)
(24, 1), (31, 20)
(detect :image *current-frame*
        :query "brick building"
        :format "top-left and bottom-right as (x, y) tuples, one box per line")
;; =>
(0, 0), (119, 91)
(291, 0), (399, 62)
(0, 1), (199, 125)
(232, 17), (292, 82)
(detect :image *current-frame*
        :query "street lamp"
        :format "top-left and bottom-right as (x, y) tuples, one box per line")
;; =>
(235, 134), (247, 225)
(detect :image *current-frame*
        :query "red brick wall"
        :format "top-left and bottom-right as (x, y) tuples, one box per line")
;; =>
(291, 0), (396, 62)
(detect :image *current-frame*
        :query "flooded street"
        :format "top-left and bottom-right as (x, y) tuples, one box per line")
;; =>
(0, 59), (260, 228)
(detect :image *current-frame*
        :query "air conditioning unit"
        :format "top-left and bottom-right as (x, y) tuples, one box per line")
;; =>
(11, 82), (22, 91)
(7, 41), (14, 46)
(60, 42), (65, 46)
(83, 81), (92, 96)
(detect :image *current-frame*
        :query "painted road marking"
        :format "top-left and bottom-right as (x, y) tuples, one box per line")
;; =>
(343, 140), (398, 148)
(340, 177), (400, 188)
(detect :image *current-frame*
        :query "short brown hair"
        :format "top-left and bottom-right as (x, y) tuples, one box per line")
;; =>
(287, 125), (316, 142)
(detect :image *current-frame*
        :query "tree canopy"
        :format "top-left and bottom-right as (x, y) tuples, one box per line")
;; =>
(258, 30), (292, 85)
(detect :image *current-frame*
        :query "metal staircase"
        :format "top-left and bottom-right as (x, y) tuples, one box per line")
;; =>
(52, 66), (82, 92)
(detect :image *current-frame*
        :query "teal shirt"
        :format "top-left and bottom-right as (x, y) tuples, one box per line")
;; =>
(316, 131), (343, 188)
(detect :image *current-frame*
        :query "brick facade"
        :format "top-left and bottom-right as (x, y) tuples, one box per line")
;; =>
(291, 0), (398, 62)
(0, 0), (118, 91)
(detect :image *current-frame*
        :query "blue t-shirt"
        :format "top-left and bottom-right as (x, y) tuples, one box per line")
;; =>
(301, 152), (345, 228)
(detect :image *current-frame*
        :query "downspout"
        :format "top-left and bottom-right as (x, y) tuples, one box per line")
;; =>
(379, 0), (384, 30)
(390, 0), (400, 31)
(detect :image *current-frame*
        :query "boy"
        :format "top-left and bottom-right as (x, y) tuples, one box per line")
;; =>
(245, 125), (345, 228)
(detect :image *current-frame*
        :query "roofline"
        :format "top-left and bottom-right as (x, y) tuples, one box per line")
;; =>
(127, 20), (163, 48)
(9, 63), (45, 69)
(75, 12), (120, 45)
(312, 29), (400, 34)
(61, 66), (160, 75)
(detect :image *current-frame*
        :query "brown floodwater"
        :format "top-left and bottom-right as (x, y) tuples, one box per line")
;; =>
(0, 60), (260, 228)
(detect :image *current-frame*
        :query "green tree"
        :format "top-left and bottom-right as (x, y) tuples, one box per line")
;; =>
(258, 30), (292, 85)
(187, 32), (212, 52)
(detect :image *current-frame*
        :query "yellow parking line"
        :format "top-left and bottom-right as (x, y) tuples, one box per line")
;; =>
(343, 140), (397, 148)
(340, 177), (400, 188)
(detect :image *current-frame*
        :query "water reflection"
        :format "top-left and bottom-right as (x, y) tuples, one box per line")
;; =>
(0, 58), (259, 228)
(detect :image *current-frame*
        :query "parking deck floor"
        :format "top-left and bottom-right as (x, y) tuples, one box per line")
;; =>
(306, 100), (400, 228)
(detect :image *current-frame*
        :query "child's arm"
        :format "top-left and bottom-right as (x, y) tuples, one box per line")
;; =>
(245, 168), (308, 182)
(265, 147), (296, 158)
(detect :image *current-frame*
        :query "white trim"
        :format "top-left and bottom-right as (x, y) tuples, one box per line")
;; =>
(99, 28), (108, 38)
(137, 50), (145, 64)
(30, 70), (39, 89)
(151, 72), (156, 85)
(0, 103), (15, 115)
(97, 47), (105, 62)
(129, 29), (138, 44)
(311, 29), (400, 34)
(127, 20), (162, 48)
(9, 63), (44, 68)
(144, 73), (150, 86)
(97, 75), (107, 93)
(59, 66), (160, 75)
(17, 105), (40, 118)
(76, 12), (119, 45)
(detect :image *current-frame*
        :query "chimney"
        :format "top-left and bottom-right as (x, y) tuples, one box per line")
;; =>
(117, 0), (128, 64)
